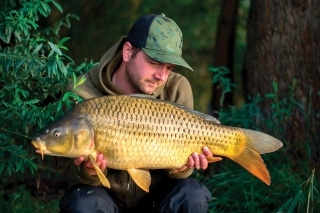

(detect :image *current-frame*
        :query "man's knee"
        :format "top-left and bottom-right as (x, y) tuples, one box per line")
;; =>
(158, 178), (211, 213)
(59, 185), (118, 213)
(175, 178), (211, 202)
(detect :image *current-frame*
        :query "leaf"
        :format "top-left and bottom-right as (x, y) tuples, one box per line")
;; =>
(57, 60), (67, 76)
(20, 89), (29, 99)
(208, 67), (219, 73)
(277, 198), (292, 212)
(5, 25), (12, 43)
(76, 76), (87, 87)
(58, 37), (71, 45)
(7, 163), (14, 176)
(25, 99), (39, 105)
(40, 1), (49, 13)
(63, 54), (74, 64)
(288, 190), (302, 213)
(48, 41), (62, 55)
(51, 0), (63, 13)
(27, 160), (37, 174)
(69, 13), (80, 21)
(57, 99), (63, 111)
(16, 58), (26, 70)
(59, 46), (69, 50)
(68, 93), (83, 103)
(16, 159), (24, 173)
(0, 161), (5, 174)
(265, 93), (275, 99)
(48, 49), (54, 57)
(5, 57), (12, 71)
(25, 19), (39, 29)
(31, 43), (43, 55)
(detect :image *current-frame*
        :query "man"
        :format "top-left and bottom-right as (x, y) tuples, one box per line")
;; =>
(60, 14), (214, 213)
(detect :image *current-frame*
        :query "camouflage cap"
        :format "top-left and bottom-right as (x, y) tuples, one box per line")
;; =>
(127, 14), (193, 71)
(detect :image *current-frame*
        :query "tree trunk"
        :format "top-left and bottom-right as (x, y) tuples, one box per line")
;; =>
(208, 0), (239, 176)
(210, 0), (239, 115)
(245, 0), (320, 165)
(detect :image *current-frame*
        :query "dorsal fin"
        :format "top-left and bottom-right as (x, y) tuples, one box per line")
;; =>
(127, 94), (220, 124)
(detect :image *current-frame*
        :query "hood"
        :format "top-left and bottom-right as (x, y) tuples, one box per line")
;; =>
(89, 37), (166, 98)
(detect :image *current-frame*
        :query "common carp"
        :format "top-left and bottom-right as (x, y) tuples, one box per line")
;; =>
(31, 94), (283, 192)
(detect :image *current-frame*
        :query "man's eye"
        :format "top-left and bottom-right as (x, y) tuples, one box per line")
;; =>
(149, 61), (159, 66)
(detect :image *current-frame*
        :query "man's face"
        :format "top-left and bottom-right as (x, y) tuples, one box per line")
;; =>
(124, 50), (174, 95)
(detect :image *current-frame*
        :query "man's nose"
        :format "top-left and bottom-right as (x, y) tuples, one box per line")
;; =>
(154, 66), (168, 81)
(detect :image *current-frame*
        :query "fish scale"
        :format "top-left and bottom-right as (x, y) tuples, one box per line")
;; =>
(31, 94), (283, 192)
(81, 96), (242, 169)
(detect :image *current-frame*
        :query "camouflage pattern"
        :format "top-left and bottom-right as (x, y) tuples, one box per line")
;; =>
(127, 14), (193, 71)
(141, 14), (193, 71)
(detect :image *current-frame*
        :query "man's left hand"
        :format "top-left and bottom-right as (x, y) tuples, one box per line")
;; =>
(171, 146), (213, 173)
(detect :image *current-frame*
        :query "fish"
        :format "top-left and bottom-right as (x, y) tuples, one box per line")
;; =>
(31, 94), (283, 192)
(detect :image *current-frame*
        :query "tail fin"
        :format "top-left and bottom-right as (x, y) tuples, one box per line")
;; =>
(230, 129), (283, 185)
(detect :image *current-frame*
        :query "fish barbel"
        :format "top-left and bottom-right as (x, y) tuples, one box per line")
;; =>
(31, 94), (283, 192)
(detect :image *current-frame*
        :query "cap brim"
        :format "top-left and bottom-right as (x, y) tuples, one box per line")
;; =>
(142, 48), (193, 71)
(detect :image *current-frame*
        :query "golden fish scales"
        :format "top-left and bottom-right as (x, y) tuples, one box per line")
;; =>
(76, 96), (246, 169)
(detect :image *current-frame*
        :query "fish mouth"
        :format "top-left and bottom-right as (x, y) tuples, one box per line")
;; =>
(31, 140), (68, 159)
(31, 140), (48, 160)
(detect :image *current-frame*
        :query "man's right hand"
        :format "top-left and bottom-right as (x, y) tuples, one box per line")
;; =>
(74, 152), (107, 176)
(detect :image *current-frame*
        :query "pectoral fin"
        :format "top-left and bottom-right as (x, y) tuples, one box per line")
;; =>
(127, 168), (151, 192)
(206, 156), (223, 163)
(88, 154), (111, 188)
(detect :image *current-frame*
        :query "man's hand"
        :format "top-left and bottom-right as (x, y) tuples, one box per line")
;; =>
(171, 146), (213, 173)
(74, 152), (107, 176)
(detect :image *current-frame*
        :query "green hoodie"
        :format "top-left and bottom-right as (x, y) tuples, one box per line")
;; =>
(65, 37), (194, 209)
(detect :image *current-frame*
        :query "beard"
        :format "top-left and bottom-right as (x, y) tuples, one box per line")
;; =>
(125, 58), (161, 95)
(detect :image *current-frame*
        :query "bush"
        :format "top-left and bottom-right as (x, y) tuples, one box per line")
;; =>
(0, 0), (95, 208)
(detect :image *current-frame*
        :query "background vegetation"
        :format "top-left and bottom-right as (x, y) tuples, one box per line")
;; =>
(0, 0), (319, 212)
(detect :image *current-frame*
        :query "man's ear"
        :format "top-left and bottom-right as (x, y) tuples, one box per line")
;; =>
(122, 41), (132, 62)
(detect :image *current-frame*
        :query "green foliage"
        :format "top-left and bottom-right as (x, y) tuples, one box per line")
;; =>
(0, 184), (59, 213)
(209, 66), (235, 106)
(0, 0), (95, 192)
(0, 134), (37, 176)
(0, 0), (97, 209)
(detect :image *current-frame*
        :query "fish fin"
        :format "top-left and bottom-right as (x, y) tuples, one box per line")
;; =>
(88, 154), (111, 188)
(231, 129), (283, 185)
(241, 129), (283, 154)
(206, 156), (223, 163)
(128, 94), (220, 124)
(127, 168), (151, 193)
(231, 146), (271, 185)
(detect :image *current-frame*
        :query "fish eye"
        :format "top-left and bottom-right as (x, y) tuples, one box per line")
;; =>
(53, 130), (61, 137)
